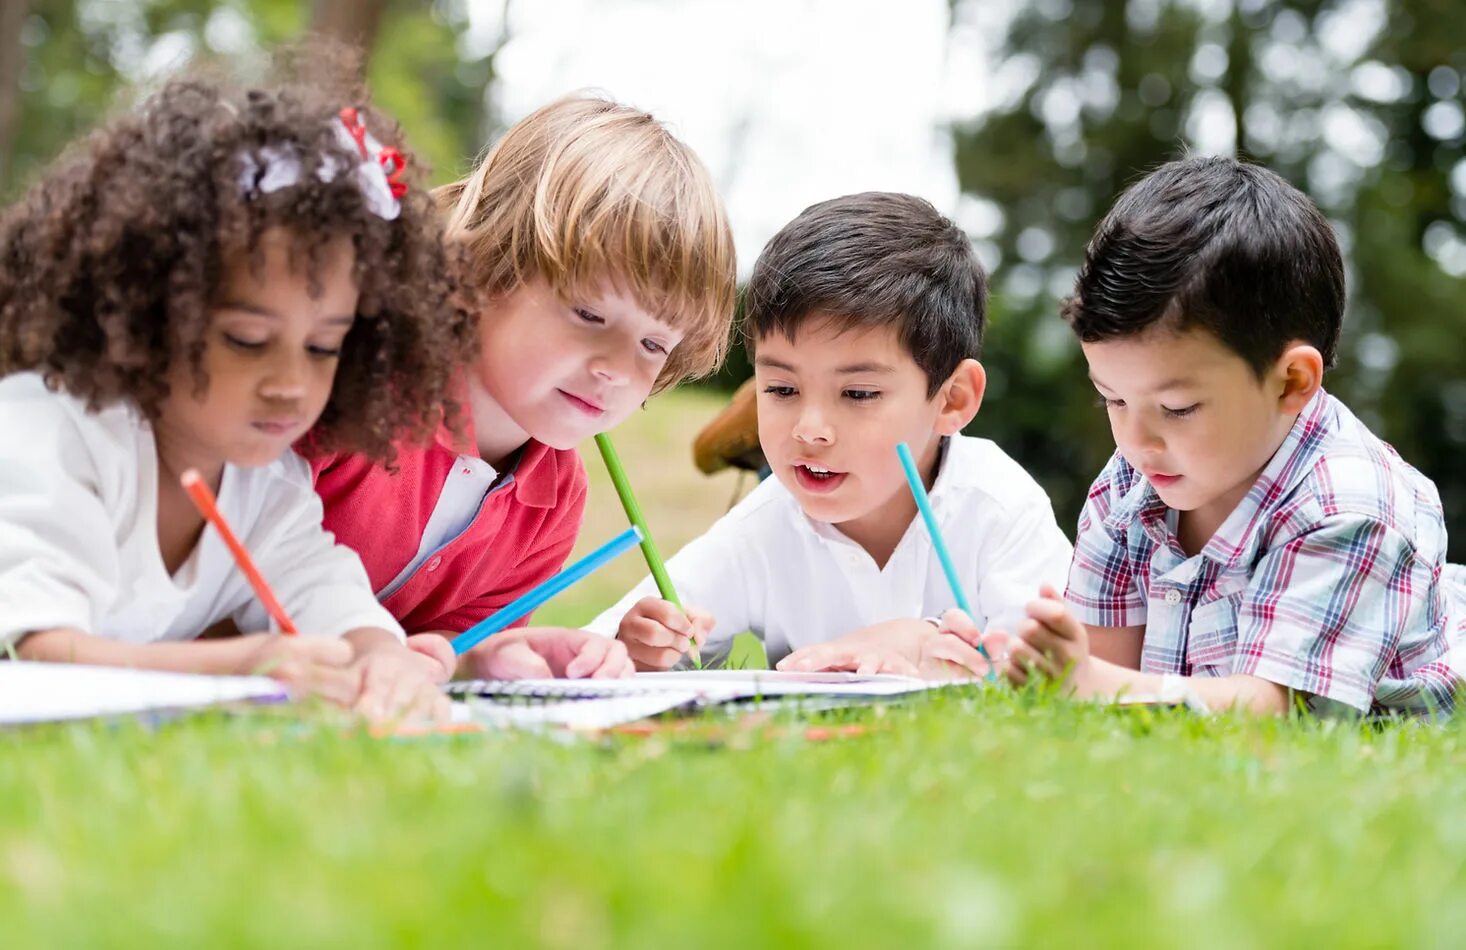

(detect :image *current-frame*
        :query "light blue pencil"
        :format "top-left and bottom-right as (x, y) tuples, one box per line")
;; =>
(451, 525), (644, 655)
(895, 442), (996, 677)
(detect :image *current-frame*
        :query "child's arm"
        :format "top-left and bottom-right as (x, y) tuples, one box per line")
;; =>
(938, 589), (1290, 715)
(15, 627), (362, 706)
(586, 515), (756, 671)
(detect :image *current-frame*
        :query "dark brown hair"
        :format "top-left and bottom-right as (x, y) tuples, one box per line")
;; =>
(0, 52), (474, 463)
(743, 192), (987, 398)
(1063, 156), (1345, 376)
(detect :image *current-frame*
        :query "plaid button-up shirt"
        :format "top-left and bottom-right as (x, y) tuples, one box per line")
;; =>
(1067, 390), (1464, 716)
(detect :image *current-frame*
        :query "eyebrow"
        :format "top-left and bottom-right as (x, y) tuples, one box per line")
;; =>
(218, 302), (356, 327)
(835, 361), (896, 375)
(1089, 372), (1197, 393)
(754, 356), (797, 372)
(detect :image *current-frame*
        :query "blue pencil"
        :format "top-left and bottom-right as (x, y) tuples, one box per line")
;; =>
(452, 525), (644, 655)
(896, 442), (995, 676)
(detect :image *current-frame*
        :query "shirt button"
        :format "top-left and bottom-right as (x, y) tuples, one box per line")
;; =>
(1163, 589), (1182, 606)
(425, 555), (443, 573)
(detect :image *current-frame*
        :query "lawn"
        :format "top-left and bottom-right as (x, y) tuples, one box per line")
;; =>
(5, 389), (1466, 948)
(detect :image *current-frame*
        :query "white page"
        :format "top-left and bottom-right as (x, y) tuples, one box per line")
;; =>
(0, 661), (287, 725)
(449, 669), (962, 704)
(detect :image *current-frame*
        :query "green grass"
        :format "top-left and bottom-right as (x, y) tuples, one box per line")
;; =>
(8, 389), (1466, 946)
(6, 695), (1466, 947)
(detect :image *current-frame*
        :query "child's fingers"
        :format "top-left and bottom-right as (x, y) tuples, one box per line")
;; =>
(289, 636), (356, 666)
(270, 659), (361, 707)
(566, 636), (632, 679)
(625, 641), (677, 671)
(936, 608), (982, 646)
(479, 640), (555, 680)
(632, 597), (693, 635)
(922, 634), (993, 679)
(622, 616), (692, 651)
(405, 633), (456, 682)
(686, 608), (716, 648)
(1024, 596), (1084, 641)
(1010, 637), (1062, 680)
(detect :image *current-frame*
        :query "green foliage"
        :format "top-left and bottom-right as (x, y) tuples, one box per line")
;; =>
(950, 0), (1466, 549)
(2, 0), (498, 200)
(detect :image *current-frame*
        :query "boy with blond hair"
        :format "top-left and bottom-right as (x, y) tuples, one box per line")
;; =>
(309, 95), (737, 680)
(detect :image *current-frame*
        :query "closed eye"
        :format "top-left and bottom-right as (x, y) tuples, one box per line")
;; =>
(574, 308), (604, 325)
(1163, 403), (1201, 419)
(223, 334), (267, 352)
(1095, 395), (1124, 409)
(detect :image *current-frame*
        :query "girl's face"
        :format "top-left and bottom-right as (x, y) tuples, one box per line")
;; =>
(155, 228), (359, 474)
(468, 276), (683, 460)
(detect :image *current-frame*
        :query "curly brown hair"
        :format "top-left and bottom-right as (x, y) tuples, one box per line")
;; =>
(0, 55), (474, 464)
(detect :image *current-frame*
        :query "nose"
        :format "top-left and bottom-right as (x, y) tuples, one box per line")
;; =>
(1115, 409), (1163, 456)
(792, 401), (835, 446)
(258, 349), (309, 403)
(587, 339), (634, 387)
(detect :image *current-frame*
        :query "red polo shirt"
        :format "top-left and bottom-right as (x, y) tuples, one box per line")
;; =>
(307, 419), (587, 635)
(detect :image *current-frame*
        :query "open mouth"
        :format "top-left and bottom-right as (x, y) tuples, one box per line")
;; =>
(794, 463), (848, 493)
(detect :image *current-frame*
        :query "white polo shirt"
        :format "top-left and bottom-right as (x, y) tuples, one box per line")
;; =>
(586, 434), (1074, 665)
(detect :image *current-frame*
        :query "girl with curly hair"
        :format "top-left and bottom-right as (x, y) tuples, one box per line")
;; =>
(0, 66), (473, 722)
(308, 95), (738, 681)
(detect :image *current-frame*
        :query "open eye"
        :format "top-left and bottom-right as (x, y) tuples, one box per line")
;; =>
(762, 385), (797, 399)
(641, 338), (668, 356)
(843, 389), (880, 402)
(574, 308), (605, 325)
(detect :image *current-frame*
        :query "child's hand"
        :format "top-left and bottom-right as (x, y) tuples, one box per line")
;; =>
(348, 639), (453, 723)
(465, 627), (635, 680)
(235, 632), (360, 707)
(775, 619), (930, 676)
(404, 632), (458, 682)
(924, 610), (1011, 680)
(1007, 585), (1098, 694)
(615, 597), (713, 671)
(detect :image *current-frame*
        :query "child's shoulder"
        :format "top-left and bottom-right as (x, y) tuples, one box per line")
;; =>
(1295, 394), (1443, 531)
(0, 371), (140, 458)
(938, 434), (1059, 516)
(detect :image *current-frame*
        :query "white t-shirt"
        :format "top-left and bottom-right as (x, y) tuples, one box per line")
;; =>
(0, 372), (402, 649)
(587, 434), (1074, 664)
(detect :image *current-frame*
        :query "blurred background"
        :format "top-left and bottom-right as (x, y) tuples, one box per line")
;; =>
(4, 0), (1465, 563)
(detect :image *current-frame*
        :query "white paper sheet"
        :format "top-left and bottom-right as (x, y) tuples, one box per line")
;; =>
(0, 661), (287, 724)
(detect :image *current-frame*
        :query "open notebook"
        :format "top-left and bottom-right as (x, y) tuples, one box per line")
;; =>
(447, 669), (963, 730)
(0, 661), (288, 725)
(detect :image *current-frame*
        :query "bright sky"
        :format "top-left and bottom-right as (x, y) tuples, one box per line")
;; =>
(467, 0), (969, 275)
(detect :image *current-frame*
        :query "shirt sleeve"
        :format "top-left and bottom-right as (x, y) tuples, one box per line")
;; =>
(973, 494), (1074, 634)
(1065, 451), (1148, 628)
(426, 471), (589, 635)
(0, 391), (119, 648)
(231, 455), (404, 640)
(583, 513), (756, 666)
(1232, 514), (1453, 714)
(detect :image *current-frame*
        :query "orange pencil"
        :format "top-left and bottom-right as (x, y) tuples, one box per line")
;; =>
(180, 468), (299, 635)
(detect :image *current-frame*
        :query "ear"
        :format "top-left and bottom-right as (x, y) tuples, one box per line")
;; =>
(1273, 343), (1324, 415)
(934, 359), (986, 436)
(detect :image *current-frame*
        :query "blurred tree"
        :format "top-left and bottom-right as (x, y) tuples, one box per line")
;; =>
(947, 0), (1466, 552)
(0, 0), (508, 200)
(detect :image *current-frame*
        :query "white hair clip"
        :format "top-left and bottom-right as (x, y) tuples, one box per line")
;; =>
(235, 107), (407, 221)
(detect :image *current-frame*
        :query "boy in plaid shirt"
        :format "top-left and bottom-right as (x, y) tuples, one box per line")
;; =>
(935, 156), (1464, 716)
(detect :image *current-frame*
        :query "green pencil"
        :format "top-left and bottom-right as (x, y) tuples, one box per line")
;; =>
(592, 432), (701, 668)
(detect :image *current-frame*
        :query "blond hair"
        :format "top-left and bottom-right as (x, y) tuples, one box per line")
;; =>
(436, 95), (736, 391)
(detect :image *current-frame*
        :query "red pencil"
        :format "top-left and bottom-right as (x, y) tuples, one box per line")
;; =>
(180, 468), (299, 636)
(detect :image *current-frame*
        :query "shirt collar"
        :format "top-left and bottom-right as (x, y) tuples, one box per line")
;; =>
(1103, 390), (1334, 566)
(430, 399), (561, 510)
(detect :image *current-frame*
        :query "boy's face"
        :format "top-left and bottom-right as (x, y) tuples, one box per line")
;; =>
(754, 317), (952, 540)
(157, 228), (357, 471)
(470, 277), (683, 456)
(1083, 324), (1300, 538)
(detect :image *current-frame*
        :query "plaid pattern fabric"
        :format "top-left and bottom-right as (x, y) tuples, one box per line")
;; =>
(1067, 391), (1464, 716)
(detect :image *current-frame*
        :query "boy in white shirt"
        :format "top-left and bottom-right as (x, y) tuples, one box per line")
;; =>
(587, 192), (1073, 672)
